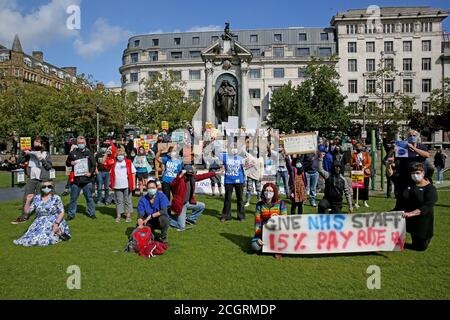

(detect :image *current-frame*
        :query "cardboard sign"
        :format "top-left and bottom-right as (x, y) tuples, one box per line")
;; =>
(158, 143), (177, 153)
(17, 170), (25, 183)
(262, 212), (406, 255)
(74, 158), (89, 177)
(195, 174), (225, 194)
(49, 169), (56, 180)
(281, 132), (318, 155)
(205, 122), (213, 130)
(351, 170), (364, 189)
(20, 137), (32, 151)
(171, 131), (186, 143)
(395, 141), (417, 158)
(161, 121), (169, 131)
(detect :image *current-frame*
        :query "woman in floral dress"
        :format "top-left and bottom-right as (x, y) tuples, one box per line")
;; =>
(14, 180), (71, 247)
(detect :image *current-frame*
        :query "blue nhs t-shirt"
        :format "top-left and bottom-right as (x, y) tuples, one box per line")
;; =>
(221, 154), (245, 185)
(162, 155), (182, 184)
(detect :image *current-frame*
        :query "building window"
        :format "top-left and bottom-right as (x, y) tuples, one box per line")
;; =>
(152, 39), (159, 46)
(385, 58), (394, 71)
(383, 24), (394, 33)
(273, 47), (284, 58)
(349, 102), (358, 114)
(402, 23), (413, 33)
(298, 67), (307, 78)
(130, 73), (139, 83)
(251, 49), (261, 57)
(232, 35), (238, 42)
(130, 53), (139, 63)
(385, 102), (395, 110)
(148, 71), (159, 80)
(318, 47), (332, 57)
(320, 33), (329, 41)
(297, 47), (310, 57)
(134, 40), (140, 47)
(188, 90), (201, 100)
(174, 38), (181, 45)
(299, 33), (307, 41)
(249, 69), (261, 79)
(249, 89), (261, 99)
(273, 68), (285, 78)
(192, 37), (200, 45)
(366, 80), (376, 94)
(250, 35), (258, 43)
(211, 36), (219, 43)
(403, 58), (412, 71)
(422, 58), (431, 71)
(422, 79), (432, 92)
(348, 42), (357, 53)
(189, 51), (201, 59)
(366, 42), (375, 53)
(24, 57), (32, 67)
(189, 70), (201, 80)
(348, 80), (357, 93)
(171, 52), (182, 60)
(348, 59), (357, 72)
(172, 71), (182, 81)
(422, 40), (431, 52)
(422, 102), (431, 114)
(367, 101), (377, 113)
(274, 34), (282, 42)
(366, 59), (375, 72)
(149, 51), (158, 62)
(403, 41), (412, 52)
(384, 41), (394, 53)
(403, 79), (413, 93)
(0, 53), (10, 62)
(347, 25), (357, 34)
(385, 79), (394, 93)
(422, 22), (433, 32)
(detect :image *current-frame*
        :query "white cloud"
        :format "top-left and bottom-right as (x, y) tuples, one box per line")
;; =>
(186, 25), (222, 32)
(0, 0), (80, 50)
(73, 18), (132, 58)
(105, 80), (121, 88)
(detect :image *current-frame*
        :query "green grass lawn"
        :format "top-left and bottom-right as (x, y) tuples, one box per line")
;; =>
(0, 191), (449, 300)
(0, 171), (67, 189)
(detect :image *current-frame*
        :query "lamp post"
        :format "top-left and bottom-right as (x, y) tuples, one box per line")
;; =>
(96, 102), (100, 152)
(359, 95), (368, 145)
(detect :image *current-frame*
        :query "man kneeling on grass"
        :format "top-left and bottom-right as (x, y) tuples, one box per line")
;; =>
(136, 180), (170, 244)
(169, 165), (218, 231)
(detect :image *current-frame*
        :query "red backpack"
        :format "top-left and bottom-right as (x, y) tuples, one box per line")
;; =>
(129, 227), (169, 259)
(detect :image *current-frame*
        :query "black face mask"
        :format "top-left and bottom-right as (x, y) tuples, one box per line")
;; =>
(33, 146), (43, 151)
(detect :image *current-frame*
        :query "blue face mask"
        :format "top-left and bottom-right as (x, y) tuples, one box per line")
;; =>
(408, 136), (418, 144)
(77, 144), (86, 150)
(296, 163), (303, 169)
(117, 155), (125, 162)
(148, 189), (157, 197)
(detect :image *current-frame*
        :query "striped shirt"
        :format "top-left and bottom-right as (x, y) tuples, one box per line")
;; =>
(254, 200), (287, 240)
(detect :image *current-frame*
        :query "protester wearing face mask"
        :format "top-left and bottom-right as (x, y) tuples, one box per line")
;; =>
(133, 146), (153, 197)
(434, 147), (447, 184)
(389, 163), (438, 251)
(12, 138), (53, 224)
(14, 180), (71, 247)
(156, 146), (183, 216)
(136, 180), (170, 244)
(250, 183), (287, 259)
(351, 143), (372, 208)
(95, 143), (112, 206)
(220, 145), (246, 222)
(318, 155), (353, 214)
(169, 165), (217, 231)
(288, 157), (307, 215)
(104, 148), (136, 223)
(65, 136), (96, 220)
(332, 145), (346, 175)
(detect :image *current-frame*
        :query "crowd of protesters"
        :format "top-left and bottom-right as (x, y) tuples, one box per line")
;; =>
(7, 127), (445, 255)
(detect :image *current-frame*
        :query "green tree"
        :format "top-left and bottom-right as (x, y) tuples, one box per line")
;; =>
(429, 77), (450, 131)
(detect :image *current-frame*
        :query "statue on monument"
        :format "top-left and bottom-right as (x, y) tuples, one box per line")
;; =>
(215, 80), (238, 123)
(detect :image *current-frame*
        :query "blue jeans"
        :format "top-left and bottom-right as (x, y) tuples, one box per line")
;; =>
(170, 202), (205, 230)
(305, 172), (319, 205)
(436, 166), (444, 183)
(276, 170), (290, 196)
(96, 172), (111, 205)
(68, 183), (96, 218)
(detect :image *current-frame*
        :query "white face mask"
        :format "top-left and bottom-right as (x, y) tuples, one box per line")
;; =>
(265, 191), (274, 200)
(231, 149), (238, 155)
(170, 152), (177, 158)
(411, 173), (424, 183)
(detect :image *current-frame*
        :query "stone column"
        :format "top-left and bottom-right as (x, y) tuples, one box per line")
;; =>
(205, 62), (214, 124)
(240, 62), (249, 128)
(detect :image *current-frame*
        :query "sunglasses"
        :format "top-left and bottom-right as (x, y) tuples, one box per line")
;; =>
(41, 185), (53, 189)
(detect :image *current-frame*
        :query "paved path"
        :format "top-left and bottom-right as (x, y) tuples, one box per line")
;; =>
(0, 182), (66, 202)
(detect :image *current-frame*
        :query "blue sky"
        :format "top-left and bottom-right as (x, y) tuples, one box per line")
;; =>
(0, 0), (449, 86)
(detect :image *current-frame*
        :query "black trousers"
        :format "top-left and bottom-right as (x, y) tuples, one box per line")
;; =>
(353, 177), (370, 201)
(408, 236), (432, 252)
(318, 199), (343, 214)
(291, 202), (303, 215)
(386, 175), (394, 198)
(146, 214), (170, 243)
(162, 181), (172, 215)
(221, 183), (244, 221)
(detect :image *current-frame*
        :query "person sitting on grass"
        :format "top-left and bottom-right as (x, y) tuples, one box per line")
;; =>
(13, 180), (71, 247)
(136, 180), (170, 244)
(388, 162), (438, 251)
(318, 154), (353, 214)
(250, 183), (287, 259)
(169, 165), (218, 231)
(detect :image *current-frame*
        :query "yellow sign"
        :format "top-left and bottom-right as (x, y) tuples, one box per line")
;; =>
(351, 170), (364, 189)
(20, 137), (32, 151)
(205, 122), (213, 130)
(162, 121), (169, 130)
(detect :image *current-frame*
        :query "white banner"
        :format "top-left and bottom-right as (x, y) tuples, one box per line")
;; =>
(195, 174), (225, 194)
(262, 212), (406, 255)
(281, 132), (318, 155)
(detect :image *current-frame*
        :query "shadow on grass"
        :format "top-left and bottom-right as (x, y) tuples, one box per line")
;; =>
(96, 205), (117, 220)
(220, 232), (254, 254)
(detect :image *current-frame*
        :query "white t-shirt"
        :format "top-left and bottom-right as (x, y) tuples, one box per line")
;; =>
(114, 161), (136, 189)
